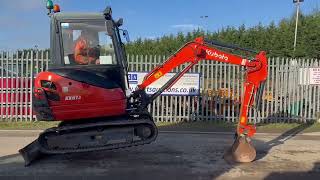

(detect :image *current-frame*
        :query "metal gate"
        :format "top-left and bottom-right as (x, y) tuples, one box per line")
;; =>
(0, 51), (319, 123)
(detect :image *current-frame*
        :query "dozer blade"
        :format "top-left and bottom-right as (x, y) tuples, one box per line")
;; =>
(223, 135), (256, 163)
(19, 139), (44, 166)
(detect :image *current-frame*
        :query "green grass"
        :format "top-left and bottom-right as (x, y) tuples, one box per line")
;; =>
(157, 121), (320, 133)
(157, 121), (236, 132)
(0, 121), (59, 130)
(0, 120), (319, 133)
(256, 122), (320, 133)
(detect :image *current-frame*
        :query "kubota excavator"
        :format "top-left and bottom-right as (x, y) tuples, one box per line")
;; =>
(19, 2), (268, 166)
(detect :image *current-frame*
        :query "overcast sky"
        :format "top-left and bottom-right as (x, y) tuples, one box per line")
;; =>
(0, 0), (319, 50)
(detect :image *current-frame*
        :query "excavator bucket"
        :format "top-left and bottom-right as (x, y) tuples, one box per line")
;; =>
(223, 135), (256, 163)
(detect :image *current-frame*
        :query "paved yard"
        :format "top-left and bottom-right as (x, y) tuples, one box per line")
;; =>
(0, 130), (319, 180)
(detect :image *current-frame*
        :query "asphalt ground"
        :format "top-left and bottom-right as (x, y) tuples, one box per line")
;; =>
(0, 130), (319, 180)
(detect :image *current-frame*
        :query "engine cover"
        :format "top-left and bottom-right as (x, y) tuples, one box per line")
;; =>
(33, 69), (127, 121)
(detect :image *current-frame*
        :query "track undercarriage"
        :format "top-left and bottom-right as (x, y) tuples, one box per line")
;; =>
(19, 115), (158, 166)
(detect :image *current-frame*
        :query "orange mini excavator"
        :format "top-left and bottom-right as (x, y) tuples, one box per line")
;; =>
(19, 2), (268, 166)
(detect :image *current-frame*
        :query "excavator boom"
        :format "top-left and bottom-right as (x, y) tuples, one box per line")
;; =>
(130, 37), (268, 163)
(132, 37), (268, 137)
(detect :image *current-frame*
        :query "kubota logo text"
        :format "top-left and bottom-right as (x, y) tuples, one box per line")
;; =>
(206, 50), (229, 61)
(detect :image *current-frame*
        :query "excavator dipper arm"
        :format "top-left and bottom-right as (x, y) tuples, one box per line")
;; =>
(131, 37), (268, 138)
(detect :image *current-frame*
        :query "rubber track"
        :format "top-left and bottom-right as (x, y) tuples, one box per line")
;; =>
(37, 119), (158, 154)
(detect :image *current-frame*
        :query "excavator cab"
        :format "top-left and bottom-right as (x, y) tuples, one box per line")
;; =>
(32, 8), (131, 121)
(49, 10), (129, 91)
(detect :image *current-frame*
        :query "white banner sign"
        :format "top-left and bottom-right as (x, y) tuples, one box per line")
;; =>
(309, 68), (320, 85)
(128, 72), (200, 96)
(299, 68), (320, 85)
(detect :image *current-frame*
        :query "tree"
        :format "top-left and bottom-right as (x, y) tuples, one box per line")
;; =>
(125, 11), (320, 58)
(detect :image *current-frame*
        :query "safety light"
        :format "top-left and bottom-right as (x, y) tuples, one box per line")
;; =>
(53, 4), (60, 13)
(46, 0), (54, 10)
(46, 0), (61, 15)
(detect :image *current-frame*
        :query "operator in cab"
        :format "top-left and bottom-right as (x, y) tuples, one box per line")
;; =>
(74, 30), (100, 65)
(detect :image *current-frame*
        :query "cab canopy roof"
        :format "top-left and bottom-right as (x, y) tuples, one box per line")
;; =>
(52, 13), (106, 21)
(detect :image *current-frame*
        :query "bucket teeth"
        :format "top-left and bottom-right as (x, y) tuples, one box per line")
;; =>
(223, 136), (256, 163)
